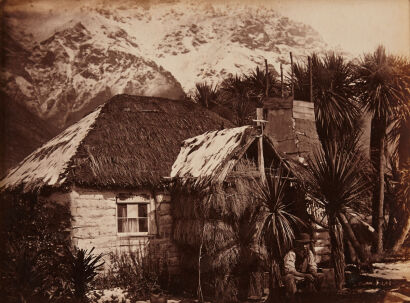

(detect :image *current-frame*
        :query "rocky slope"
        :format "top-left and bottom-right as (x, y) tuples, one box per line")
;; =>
(1, 19), (184, 130)
(1, 0), (333, 172)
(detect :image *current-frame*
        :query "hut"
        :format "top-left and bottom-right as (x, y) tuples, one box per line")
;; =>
(0, 94), (233, 272)
(170, 125), (295, 301)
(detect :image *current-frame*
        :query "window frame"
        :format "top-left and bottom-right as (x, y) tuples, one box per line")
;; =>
(116, 199), (150, 236)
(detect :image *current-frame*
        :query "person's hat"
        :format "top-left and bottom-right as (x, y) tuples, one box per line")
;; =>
(295, 233), (313, 244)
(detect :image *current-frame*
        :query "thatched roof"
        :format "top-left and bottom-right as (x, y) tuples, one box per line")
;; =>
(171, 125), (281, 186)
(0, 95), (233, 192)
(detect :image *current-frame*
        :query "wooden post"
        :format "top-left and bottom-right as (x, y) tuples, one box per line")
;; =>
(265, 59), (269, 99)
(280, 63), (284, 98)
(256, 108), (266, 184)
(308, 56), (313, 103)
(290, 52), (294, 97)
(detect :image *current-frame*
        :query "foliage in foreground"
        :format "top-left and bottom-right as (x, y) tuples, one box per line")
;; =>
(97, 249), (164, 301)
(301, 139), (371, 290)
(0, 193), (72, 302)
(67, 247), (105, 302)
(0, 193), (106, 303)
(254, 166), (302, 301)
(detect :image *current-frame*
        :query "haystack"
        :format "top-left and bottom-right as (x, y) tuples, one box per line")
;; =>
(170, 125), (286, 301)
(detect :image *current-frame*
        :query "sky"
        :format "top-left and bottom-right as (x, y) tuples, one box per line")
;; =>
(4, 0), (409, 57)
(268, 0), (409, 57)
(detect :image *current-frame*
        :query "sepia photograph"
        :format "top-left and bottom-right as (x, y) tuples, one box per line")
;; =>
(0, 0), (409, 302)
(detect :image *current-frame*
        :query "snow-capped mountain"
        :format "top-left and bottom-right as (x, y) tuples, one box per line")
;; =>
(2, 0), (332, 129)
(1, 0), (336, 172)
(1, 17), (184, 129)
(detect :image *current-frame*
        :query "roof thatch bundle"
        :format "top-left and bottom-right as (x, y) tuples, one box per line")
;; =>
(0, 95), (233, 193)
(170, 181), (252, 224)
(173, 220), (237, 254)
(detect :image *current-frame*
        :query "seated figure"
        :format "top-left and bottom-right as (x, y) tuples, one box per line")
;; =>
(283, 233), (323, 298)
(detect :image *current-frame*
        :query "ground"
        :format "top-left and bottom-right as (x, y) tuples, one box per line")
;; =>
(88, 261), (410, 303)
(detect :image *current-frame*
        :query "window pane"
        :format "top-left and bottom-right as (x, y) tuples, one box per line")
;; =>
(117, 205), (127, 218)
(127, 204), (138, 218)
(138, 204), (148, 217)
(139, 218), (148, 232)
(127, 218), (138, 232)
(118, 218), (126, 233)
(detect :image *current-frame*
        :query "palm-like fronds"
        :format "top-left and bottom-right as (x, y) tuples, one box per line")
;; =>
(356, 45), (409, 125)
(303, 141), (371, 217)
(291, 62), (310, 101)
(300, 140), (371, 289)
(246, 66), (281, 103)
(315, 53), (359, 142)
(292, 53), (360, 144)
(219, 75), (256, 126)
(67, 247), (105, 299)
(254, 167), (302, 260)
(193, 82), (219, 108)
(385, 56), (410, 160)
(356, 45), (409, 253)
(220, 75), (249, 99)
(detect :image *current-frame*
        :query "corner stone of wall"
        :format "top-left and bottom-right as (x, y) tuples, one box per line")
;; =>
(149, 200), (181, 275)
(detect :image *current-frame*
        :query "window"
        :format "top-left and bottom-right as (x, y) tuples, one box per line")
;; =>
(117, 203), (149, 234)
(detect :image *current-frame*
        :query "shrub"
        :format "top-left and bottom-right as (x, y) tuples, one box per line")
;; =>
(66, 247), (105, 302)
(107, 246), (163, 301)
(0, 192), (72, 302)
(0, 243), (48, 302)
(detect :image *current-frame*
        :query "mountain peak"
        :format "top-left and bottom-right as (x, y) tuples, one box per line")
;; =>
(1, 1), (335, 170)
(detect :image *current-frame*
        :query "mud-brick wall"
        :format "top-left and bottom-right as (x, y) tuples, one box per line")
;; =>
(44, 188), (180, 272)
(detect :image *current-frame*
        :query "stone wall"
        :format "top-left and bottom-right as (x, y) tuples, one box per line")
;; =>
(44, 187), (180, 273)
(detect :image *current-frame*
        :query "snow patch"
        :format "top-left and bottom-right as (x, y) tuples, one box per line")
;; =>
(364, 288), (380, 293)
(15, 76), (33, 97)
(362, 261), (410, 281)
(87, 288), (130, 303)
(0, 107), (102, 191)
(171, 126), (252, 181)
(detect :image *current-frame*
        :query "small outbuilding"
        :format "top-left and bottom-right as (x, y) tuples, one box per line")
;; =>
(170, 124), (297, 301)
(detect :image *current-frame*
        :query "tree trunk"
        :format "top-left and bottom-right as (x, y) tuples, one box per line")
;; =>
(346, 240), (358, 264)
(197, 224), (204, 303)
(370, 119), (382, 234)
(391, 216), (410, 252)
(370, 118), (386, 254)
(376, 134), (385, 254)
(267, 259), (282, 303)
(338, 212), (367, 262)
(398, 114), (410, 170)
(329, 214), (345, 291)
(390, 118), (410, 252)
